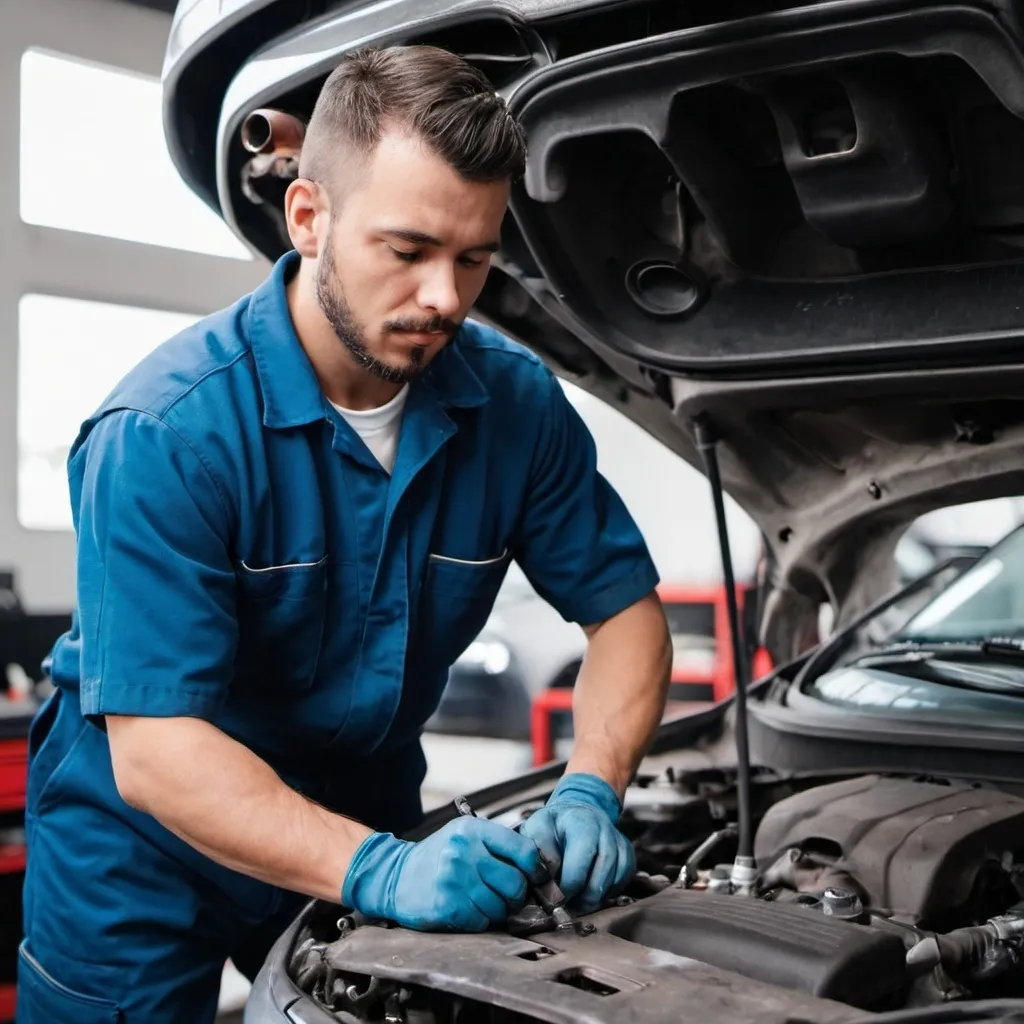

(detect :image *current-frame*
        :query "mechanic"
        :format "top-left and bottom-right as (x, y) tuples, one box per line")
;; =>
(18, 45), (673, 1023)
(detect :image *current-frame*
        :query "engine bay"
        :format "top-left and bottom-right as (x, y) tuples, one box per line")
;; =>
(287, 770), (1024, 1023)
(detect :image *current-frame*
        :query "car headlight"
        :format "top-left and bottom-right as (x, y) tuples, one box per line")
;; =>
(456, 641), (511, 675)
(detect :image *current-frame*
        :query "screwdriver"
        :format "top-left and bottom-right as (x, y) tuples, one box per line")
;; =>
(454, 796), (574, 930)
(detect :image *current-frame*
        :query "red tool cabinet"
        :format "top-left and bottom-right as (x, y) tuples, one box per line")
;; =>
(0, 704), (33, 1024)
(529, 583), (773, 766)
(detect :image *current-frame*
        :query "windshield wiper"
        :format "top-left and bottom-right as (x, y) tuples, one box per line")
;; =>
(850, 638), (1024, 698)
(793, 553), (981, 687)
(984, 636), (1024, 659)
(856, 636), (1024, 667)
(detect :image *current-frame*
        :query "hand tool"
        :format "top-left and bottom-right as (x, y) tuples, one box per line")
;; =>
(454, 796), (574, 930)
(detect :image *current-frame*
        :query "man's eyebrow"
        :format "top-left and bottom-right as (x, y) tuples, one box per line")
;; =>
(380, 228), (500, 253)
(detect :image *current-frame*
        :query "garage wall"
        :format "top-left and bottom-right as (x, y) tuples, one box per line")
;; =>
(0, 0), (268, 611)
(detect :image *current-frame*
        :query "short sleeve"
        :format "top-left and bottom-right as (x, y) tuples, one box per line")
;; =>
(514, 372), (660, 625)
(72, 410), (237, 721)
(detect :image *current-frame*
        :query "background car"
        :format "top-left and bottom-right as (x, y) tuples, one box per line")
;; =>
(425, 564), (583, 741)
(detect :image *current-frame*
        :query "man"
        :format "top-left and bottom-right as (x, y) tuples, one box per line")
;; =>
(18, 45), (672, 1022)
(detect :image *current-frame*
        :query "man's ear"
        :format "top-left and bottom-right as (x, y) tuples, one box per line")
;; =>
(284, 178), (327, 258)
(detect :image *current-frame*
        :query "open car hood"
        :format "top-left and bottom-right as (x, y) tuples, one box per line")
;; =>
(190, 0), (1024, 660)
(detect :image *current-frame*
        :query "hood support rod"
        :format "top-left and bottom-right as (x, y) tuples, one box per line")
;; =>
(692, 414), (756, 892)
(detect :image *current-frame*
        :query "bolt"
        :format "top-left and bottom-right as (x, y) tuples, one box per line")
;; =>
(867, 481), (882, 500)
(821, 887), (863, 919)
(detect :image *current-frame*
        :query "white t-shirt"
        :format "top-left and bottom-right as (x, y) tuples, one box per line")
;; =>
(330, 385), (409, 474)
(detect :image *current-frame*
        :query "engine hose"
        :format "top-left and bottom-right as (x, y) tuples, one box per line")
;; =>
(906, 915), (1024, 982)
(678, 826), (739, 889)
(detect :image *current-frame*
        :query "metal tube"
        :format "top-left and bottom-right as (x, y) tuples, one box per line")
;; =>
(678, 825), (738, 889)
(241, 108), (306, 155)
(692, 414), (755, 876)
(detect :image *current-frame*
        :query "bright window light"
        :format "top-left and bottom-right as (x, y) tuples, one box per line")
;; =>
(20, 48), (251, 260)
(18, 294), (202, 530)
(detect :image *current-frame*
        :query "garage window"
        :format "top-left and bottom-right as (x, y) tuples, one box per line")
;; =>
(18, 294), (201, 530)
(19, 48), (251, 260)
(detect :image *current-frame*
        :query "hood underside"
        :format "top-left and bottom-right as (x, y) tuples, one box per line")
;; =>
(192, 0), (1024, 656)
(489, 0), (1024, 654)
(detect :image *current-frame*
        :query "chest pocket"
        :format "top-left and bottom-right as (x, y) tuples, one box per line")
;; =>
(415, 550), (510, 672)
(235, 556), (328, 692)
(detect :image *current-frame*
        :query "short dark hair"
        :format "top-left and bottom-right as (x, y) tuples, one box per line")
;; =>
(299, 45), (527, 189)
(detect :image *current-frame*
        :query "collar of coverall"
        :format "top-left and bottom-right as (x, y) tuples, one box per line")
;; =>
(248, 250), (491, 431)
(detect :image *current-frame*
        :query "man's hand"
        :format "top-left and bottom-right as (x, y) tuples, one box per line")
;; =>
(343, 817), (544, 931)
(519, 773), (634, 913)
(517, 593), (668, 913)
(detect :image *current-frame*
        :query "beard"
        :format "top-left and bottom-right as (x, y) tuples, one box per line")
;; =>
(315, 230), (457, 385)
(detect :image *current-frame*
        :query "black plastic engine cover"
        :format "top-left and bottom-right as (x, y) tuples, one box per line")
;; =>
(607, 890), (906, 1009)
(754, 775), (1024, 926)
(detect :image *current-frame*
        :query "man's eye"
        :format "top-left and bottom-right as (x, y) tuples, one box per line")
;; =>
(459, 256), (485, 269)
(391, 247), (421, 263)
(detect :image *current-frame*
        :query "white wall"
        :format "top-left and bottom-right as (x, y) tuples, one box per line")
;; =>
(0, 0), (267, 611)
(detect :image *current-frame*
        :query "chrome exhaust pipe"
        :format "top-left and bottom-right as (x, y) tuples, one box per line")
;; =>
(241, 108), (306, 156)
(239, 108), (306, 208)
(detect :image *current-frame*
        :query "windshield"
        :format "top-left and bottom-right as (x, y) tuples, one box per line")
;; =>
(899, 524), (1024, 642)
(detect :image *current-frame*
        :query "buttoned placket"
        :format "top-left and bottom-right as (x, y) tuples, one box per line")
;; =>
(327, 380), (458, 754)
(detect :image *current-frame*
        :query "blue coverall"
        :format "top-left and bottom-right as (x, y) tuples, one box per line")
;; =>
(17, 251), (660, 1022)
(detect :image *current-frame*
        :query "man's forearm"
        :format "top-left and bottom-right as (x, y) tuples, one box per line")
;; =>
(107, 715), (371, 902)
(566, 591), (672, 797)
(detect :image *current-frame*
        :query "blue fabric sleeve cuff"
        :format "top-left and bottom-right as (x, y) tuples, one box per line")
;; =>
(555, 559), (661, 627)
(79, 679), (227, 721)
(550, 773), (622, 823)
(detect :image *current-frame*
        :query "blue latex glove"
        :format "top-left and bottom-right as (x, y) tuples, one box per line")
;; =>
(518, 772), (635, 913)
(342, 817), (544, 932)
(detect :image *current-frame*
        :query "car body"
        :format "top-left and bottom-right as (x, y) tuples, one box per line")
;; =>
(163, 0), (1024, 1021)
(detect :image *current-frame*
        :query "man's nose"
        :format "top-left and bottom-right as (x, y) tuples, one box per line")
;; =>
(417, 263), (461, 319)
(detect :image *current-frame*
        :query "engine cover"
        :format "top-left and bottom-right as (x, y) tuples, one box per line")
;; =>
(607, 890), (906, 1009)
(754, 775), (1024, 926)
